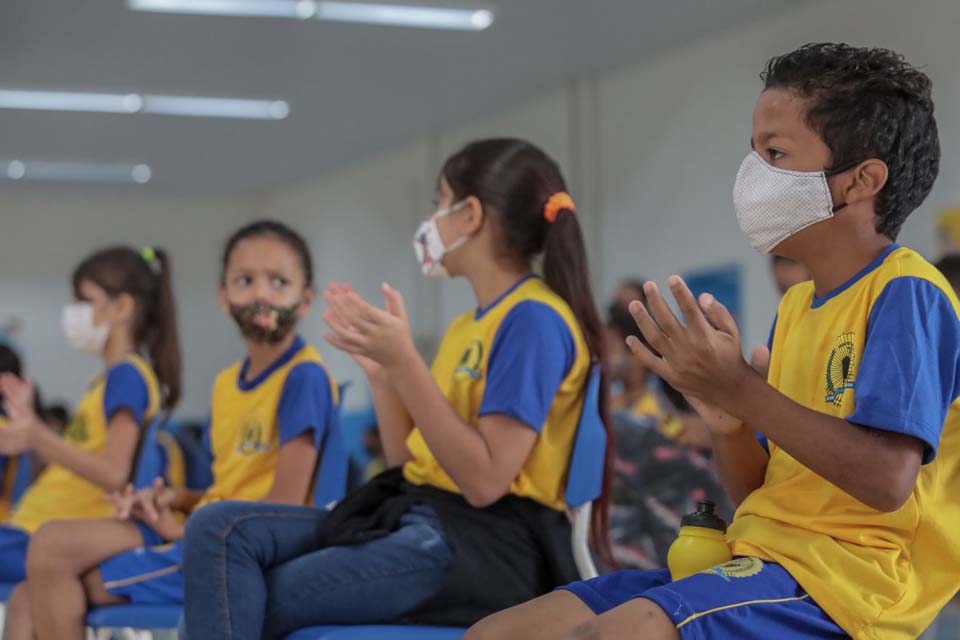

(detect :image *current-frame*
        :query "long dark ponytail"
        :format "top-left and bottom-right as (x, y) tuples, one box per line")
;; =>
(442, 138), (614, 563)
(72, 247), (182, 411)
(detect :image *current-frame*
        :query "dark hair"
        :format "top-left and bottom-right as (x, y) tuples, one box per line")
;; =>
(442, 138), (614, 562)
(616, 279), (646, 298)
(73, 247), (181, 411)
(0, 345), (22, 377)
(44, 403), (70, 426)
(761, 42), (940, 240)
(221, 220), (314, 287)
(935, 255), (960, 295)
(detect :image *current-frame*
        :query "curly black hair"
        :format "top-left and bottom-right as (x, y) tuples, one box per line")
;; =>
(762, 43), (940, 240)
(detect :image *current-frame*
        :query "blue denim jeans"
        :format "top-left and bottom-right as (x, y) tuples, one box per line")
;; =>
(181, 500), (454, 639)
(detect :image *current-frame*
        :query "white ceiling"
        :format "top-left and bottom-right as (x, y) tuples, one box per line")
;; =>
(0, 0), (812, 194)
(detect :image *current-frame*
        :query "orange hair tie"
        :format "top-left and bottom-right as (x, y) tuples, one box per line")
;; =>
(544, 192), (575, 223)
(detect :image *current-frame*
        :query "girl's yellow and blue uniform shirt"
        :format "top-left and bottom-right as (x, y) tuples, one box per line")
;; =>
(728, 244), (960, 639)
(0, 355), (159, 583)
(403, 275), (591, 511)
(197, 335), (338, 508)
(9, 354), (160, 533)
(99, 336), (337, 604)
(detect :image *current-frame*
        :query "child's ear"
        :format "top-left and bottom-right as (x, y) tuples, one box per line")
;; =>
(846, 159), (889, 204)
(111, 293), (137, 325)
(463, 196), (485, 236)
(297, 287), (316, 318)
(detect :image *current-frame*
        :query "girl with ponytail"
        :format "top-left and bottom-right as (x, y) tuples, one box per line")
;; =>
(178, 138), (613, 638)
(0, 246), (181, 612)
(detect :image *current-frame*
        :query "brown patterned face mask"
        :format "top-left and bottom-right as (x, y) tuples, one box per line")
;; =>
(229, 300), (301, 344)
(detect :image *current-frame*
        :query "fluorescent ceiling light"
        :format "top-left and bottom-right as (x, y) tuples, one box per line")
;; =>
(1, 160), (152, 185)
(0, 89), (289, 120)
(128, 0), (495, 31)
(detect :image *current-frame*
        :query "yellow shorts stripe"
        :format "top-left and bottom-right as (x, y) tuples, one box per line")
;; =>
(676, 594), (810, 629)
(103, 564), (181, 590)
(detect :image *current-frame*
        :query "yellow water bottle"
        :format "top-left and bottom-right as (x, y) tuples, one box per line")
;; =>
(667, 500), (732, 581)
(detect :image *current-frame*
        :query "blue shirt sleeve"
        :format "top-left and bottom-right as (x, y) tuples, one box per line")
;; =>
(846, 277), (960, 464)
(767, 313), (778, 353)
(478, 301), (577, 432)
(276, 362), (334, 448)
(103, 362), (150, 425)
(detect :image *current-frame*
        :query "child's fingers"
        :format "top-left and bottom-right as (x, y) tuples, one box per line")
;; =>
(628, 299), (669, 356)
(643, 281), (684, 339)
(668, 277), (712, 336)
(750, 345), (771, 377)
(626, 335), (672, 381)
(700, 293), (739, 337)
(382, 283), (408, 321)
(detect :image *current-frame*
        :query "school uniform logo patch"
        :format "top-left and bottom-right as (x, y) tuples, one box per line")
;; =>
(701, 557), (764, 581)
(825, 332), (856, 407)
(64, 414), (89, 444)
(454, 340), (484, 380)
(236, 418), (271, 454)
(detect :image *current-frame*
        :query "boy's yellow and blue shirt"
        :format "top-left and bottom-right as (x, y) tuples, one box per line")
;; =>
(197, 335), (336, 508)
(9, 354), (160, 533)
(728, 245), (960, 639)
(403, 275), (592, 511)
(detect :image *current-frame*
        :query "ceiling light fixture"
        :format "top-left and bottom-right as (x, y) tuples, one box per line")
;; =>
(1, 160), (153, 184)
(0, 89), (289, 120)
(128, 0), (495, 31)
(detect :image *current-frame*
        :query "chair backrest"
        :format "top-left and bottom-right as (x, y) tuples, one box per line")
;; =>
(10, 452), (33, 504)
(131, 415), (170, 489)
(564, 364), (606, 580)
(313, 382), (353, 507)
(565, 364), (606, 508)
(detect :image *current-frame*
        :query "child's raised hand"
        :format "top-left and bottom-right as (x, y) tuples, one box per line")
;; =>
(0, 374), (39, 425)
(625, 276), (753, 410)
(0, 375), (40, 455)
(322, 282), (416, 371)
(683, 343), (772, 437)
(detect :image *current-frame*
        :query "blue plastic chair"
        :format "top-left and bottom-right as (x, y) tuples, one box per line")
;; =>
(86, 383), (353, 636)
(286, 365), (607, 640)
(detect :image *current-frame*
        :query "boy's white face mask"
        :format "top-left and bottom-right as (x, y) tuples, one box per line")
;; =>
(733, 151), (848, 254)
(413, 200), (469, 278)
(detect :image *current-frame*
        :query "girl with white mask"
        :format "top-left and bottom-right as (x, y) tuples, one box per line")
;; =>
(0, 246), (181, 601)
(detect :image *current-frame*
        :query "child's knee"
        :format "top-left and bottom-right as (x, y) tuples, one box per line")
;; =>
(563, 599), (678, 640)
(26, 522), (72, 574)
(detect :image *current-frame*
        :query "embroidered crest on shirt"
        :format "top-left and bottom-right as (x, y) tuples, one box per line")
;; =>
(64, 414), (89, 444)
(454, 340), (484, 381)
(236, 418), (271, 454)
(825, 332), (857, 407)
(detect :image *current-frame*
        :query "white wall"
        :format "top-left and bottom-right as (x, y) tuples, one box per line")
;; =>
(0, 191), (258, 417)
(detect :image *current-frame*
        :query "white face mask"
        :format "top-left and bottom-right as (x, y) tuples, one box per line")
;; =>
(62, 303), (110, 355)
(733, 151), (848, 254)
(413, 200), (469, 278)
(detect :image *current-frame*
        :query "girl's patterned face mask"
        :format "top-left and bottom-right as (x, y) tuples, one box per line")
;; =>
(229, 300), (301, 344)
